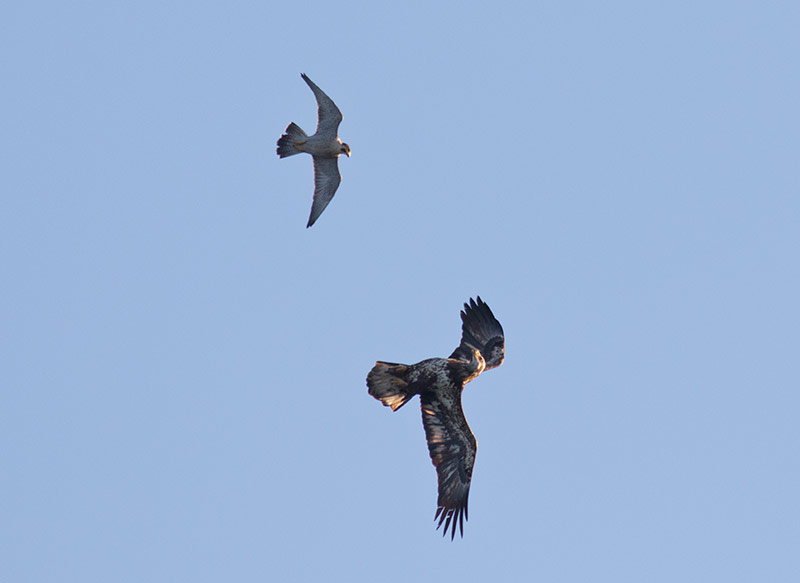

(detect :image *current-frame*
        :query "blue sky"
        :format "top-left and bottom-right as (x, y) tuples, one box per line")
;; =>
(2, 1), (799, 581)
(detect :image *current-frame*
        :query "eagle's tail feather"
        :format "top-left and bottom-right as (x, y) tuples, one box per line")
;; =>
(367, 361), (415, 411)
(276, 122), (307, 158)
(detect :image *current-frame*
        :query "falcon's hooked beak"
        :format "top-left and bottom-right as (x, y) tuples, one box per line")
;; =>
(341, 143), (351, 157)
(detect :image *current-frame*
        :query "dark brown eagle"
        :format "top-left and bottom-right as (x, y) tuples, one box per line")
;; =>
(366, 297), (505, 539)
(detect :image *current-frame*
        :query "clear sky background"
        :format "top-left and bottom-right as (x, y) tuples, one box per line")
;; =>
(2, 2), (799, 581)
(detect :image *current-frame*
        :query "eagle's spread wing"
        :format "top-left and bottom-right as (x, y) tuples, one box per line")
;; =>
(450, 296), (505, 370)
(308, 157), (341, 227)
(301, 73), (343, 139)
(420, 390), (477, 540)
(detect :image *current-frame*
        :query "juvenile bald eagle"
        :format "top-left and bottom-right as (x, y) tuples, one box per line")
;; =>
(276, 73), (350, 228)
(367, 297), (505, 539)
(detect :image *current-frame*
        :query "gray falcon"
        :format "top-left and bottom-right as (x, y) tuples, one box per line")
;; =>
(366, 297), (506, 539)
(276, 73), (350, 228)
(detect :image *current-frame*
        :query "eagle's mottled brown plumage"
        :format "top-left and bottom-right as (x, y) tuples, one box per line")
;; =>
(366, 297), (505, 539)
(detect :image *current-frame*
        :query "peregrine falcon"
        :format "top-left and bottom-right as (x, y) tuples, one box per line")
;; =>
(366, 297), (506, 539)
(276, 73), (350, 228)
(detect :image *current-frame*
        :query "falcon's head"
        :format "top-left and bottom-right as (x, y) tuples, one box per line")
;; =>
(340, 143), (351, 157)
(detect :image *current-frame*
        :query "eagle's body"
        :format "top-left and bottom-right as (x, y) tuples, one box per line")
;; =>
(367, 297), (505, 539)
(276, 73), (350, 228)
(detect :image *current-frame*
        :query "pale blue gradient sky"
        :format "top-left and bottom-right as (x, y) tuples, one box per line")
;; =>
(2, 2), (799, 581)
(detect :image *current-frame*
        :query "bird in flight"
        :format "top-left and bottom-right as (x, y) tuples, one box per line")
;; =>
(276, 73), (350, 228)
(366, 297), (506, 539)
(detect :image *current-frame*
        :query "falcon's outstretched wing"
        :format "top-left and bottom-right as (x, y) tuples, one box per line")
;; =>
(308, 157), (342, 227)
(450, 296), (505, 370)
(420, 391), (477, 540)
(301, 73), (343, 139)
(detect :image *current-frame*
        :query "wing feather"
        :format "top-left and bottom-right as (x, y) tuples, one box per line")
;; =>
(420, 391), (476, 540)
(301, 73), (343, 139)
(308, 157), (341, 227)
(450, 296), (505, 370)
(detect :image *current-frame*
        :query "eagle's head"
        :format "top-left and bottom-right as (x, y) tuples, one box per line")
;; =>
(467, 347), (486, 377)
(340, 143), (351, 157)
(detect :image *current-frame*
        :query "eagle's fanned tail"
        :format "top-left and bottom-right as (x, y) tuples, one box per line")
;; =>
(366, 361), (414, 412)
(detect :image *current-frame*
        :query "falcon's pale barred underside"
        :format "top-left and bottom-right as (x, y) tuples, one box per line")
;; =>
(276, 73), (350, 227)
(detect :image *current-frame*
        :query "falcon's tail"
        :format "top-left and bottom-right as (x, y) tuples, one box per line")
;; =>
(367, 362), (415, 412)
(276, 123), (307, 158)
